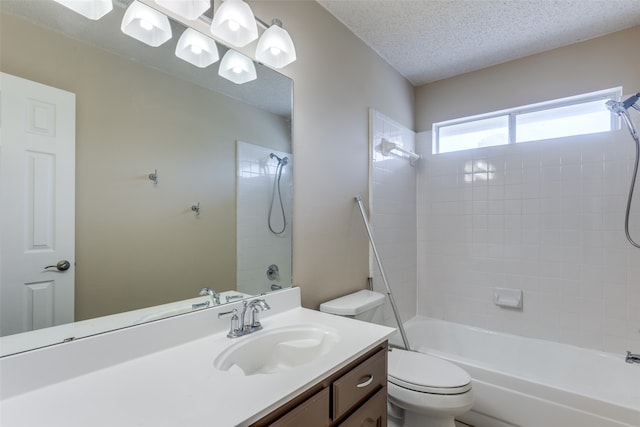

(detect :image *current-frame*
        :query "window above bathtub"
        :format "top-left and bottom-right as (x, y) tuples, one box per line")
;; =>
(432, 87), (622, 154)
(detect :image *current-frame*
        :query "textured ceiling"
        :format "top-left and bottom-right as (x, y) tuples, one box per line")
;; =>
(317, 0), (640, 86)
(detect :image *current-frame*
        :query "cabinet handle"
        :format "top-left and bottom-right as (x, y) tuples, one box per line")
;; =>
(356, 374), (373, 388)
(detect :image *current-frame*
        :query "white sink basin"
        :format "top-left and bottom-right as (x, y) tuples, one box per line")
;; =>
(213, 324), (340, 376)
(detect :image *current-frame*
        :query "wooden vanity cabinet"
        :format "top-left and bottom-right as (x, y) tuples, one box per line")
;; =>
(250, 342), (388, 427)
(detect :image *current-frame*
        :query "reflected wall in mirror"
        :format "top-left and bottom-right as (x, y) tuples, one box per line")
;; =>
(0, 0), (293, 356)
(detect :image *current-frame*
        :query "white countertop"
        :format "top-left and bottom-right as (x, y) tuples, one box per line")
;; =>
(0, 288), (394, 427)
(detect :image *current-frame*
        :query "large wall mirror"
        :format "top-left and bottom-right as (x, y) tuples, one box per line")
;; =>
(0, 0), (292, 356)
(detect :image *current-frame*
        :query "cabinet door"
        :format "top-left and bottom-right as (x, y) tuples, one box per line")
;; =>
(333, 348), (386, 419)
(270, 387), (331, 427)
(338, 388), (387, 427)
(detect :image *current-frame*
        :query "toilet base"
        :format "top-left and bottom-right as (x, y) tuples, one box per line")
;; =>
(388, 401), (457, 427)
(404, 411), (457, 427)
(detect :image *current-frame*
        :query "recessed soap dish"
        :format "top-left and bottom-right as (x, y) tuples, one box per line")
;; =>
(494, 287), (523, 309)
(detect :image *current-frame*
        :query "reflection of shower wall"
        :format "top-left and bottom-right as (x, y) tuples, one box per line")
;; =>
(369, 110), (417, 327)
(237, 141), (293, 295)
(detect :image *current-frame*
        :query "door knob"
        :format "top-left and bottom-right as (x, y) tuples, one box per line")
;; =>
(44, 260), (71, 271)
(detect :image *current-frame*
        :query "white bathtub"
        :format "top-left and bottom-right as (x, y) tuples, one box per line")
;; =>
(390, 316), (640, 427)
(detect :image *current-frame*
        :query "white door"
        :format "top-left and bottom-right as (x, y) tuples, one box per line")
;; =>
(0, 73), (76, 336)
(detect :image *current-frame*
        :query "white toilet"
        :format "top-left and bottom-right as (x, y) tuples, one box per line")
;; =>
(320, 290), (474, 427)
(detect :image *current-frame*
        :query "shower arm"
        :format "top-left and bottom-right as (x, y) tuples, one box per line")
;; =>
(355, 196), (412, 351)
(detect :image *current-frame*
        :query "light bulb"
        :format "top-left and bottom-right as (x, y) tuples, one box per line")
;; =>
(269, 46), (281, 56)
(227, 20), (240, 32)
(255, 21), (296, 68)
(210, 0), (258, 47)
(218, 50), (256, 84)
(51, 0), (112, 20)
(190, 44), (203, 55)
(122, 1), (172, 47)
(139, 18), (153, 31)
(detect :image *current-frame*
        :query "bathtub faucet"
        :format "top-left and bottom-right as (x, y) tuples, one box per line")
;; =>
(199, 287), (220, 305)
(625, 351), (640, 364)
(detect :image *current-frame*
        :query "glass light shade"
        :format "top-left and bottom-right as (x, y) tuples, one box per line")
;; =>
(218, 50), (256, 84)
(175, 28), (219, 68)
(121, 0), (172, 47)
(210, 0), (258, 47)
(255, 24), (296, 69)
(155, 0), (209, 20)
(52, 0), (112, 20)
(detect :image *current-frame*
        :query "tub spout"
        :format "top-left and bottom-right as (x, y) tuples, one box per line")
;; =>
(199, 287), (220, 305)
(625, 351), (640, 364)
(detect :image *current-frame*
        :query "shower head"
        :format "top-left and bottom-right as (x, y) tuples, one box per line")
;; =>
(270, 153), (289, 166)
(606, 93), (640, 115)
(623, 93), (640, 110)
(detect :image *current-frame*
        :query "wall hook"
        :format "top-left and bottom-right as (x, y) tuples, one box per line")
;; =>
(148, 169), (158, 185)
(191, 202), (200, 217)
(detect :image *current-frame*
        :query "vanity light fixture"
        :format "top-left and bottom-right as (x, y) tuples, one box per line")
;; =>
(154, 0), (210, 20)
(52, 0), (113, 20)
(255, 19), (296, 69)
(121, 0), (172, 47)
(218, 50), (256, 84)
(210, 0), (258, 48)
(175, 28), (219, 68)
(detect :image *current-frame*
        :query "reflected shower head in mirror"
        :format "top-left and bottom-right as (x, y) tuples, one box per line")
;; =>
(270, 152), (289, 166)
(268, 153), (288, 235)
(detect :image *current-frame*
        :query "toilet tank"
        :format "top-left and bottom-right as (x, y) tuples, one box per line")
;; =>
(319, 290), (385, 323)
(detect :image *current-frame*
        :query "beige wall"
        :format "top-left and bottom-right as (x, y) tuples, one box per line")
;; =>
(1, 13), (291, 320)
(416, 26), (640, 130)
(249, 1), (415, 309)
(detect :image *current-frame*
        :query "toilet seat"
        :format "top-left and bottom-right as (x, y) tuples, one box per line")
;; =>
(388, 349), (472, 395)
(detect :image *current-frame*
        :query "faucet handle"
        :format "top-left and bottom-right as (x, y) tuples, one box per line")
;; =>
(218, 309), (241, 338)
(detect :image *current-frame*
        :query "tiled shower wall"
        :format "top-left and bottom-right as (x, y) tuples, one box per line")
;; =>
(370, 110), (417, 327)
(416, 129), (640, 353)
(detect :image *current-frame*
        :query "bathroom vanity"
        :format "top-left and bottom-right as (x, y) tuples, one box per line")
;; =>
(0, 288), (394, 426)
(252, 343), (388, 426)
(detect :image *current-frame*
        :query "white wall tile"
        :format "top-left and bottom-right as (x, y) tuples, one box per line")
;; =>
(370, 110), (417, 327)
(416, 129), (640, 354)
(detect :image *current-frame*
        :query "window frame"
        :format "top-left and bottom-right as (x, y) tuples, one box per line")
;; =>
(432, 87), (622, 154)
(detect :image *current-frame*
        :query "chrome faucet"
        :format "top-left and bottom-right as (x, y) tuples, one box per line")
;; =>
(199, 287), (220, 305)
(626, 351), (640, 364)
(241, 298), (271, 334)
(219, 298), (271, 338)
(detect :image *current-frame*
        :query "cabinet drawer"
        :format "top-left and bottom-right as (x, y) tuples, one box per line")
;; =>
(337, 387), (387, 427)
(332, 348), (387, 420)
(270, 387), (331, 427)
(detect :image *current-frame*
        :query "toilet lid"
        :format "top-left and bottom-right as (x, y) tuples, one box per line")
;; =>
(388, 349), (472, 395)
